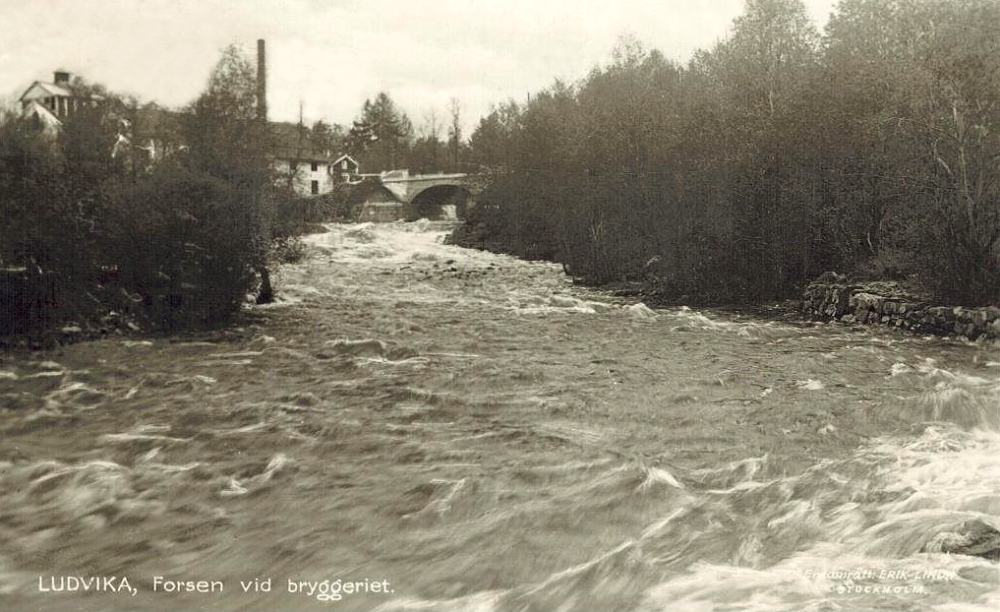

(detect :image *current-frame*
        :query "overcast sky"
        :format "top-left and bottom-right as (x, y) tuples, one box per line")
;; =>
(1, 0), (838, 135)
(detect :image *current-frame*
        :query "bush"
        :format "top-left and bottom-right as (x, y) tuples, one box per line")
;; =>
(271, 236), (308, 264)
(0, 115), (115, 336)
(104, 165), (262, 330)
(855, 248), (916, 283)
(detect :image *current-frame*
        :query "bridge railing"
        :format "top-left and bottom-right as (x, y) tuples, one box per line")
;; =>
(380, 171), (468, 181)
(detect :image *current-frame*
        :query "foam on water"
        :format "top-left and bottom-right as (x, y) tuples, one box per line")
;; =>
(374, 420), (999, 611)
(369, 342), (999, 612)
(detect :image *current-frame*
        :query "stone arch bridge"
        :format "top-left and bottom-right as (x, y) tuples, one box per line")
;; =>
(379, 171), (481, 219)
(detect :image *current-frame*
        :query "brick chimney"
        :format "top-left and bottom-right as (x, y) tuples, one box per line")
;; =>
(256, 39), (267, 122)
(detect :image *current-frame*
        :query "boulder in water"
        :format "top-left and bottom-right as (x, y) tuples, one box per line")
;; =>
(924, 519), (1000, 561)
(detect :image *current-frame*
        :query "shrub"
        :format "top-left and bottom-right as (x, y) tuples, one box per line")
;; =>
(104, 164), (262, 331)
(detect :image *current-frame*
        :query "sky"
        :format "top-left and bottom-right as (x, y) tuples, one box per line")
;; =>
(0, 0), (838, 137)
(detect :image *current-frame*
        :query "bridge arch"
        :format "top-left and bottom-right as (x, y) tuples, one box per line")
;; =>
(408, 184), (473, 220)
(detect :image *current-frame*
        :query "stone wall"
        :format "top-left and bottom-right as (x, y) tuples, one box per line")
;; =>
(801, 275), (1000, 340)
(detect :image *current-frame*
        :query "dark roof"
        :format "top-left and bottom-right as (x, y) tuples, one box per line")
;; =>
(270, 121), (332, 162)
(133, 104), (181, 136)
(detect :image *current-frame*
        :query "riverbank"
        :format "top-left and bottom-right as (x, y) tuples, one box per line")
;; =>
(448, 231), (999, 342)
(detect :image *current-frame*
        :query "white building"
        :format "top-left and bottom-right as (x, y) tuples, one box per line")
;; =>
(271, 122), (338, 196)
(272, 154), (337, 196)
(19, 70), (101, 135)
(271, 124), (363, 197)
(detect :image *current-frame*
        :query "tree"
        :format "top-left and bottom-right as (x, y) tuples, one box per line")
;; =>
(1, 43), (295, 337)
(405, 108), (446, 173)
(711, 0), (821, 301)
(469, 100), (521, 169)
(0, 94), (19, 124)
(408, 136), (441, 174)
(182, 44), (274, 305)
(447, 97), (462, 171)
(891, 0), (1000, 301)
(421, 108), (442, 169)
(311, 119), (344, 155)
(347, 92), (413, 172)
(184, 45), (270, 183)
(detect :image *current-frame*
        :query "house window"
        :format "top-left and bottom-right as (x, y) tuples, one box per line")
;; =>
(311, 180), (319, 195)
(341, 160), (348, 170)
(311, 161), (318, 172)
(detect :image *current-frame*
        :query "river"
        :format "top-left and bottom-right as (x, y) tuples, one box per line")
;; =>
(1, 221), (997, 611)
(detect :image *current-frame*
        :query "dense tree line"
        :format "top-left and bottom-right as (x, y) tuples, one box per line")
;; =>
(457, 0), (1000, 305)
(1, 46), (282, 337)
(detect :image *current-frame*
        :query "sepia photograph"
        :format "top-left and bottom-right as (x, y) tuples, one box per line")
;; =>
(1, 0), (998, 610)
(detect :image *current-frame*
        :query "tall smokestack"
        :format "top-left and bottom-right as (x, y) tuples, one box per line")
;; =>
(256, 39), (267, 122)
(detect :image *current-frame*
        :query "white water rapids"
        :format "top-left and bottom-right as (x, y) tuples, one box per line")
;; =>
(1, 221), (997, 611)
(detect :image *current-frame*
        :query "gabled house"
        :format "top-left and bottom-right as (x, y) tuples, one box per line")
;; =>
(17, 70), (169, 173)
(331, 154), (360, 183)
(19, 71), (102, 135)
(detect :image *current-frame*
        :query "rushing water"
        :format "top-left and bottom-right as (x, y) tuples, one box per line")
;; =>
(1, 221), (997, 611)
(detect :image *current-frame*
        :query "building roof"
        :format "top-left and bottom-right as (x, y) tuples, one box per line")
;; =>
(332, 153), (359, 168)
(20, 99), (62, 130)
(20, 80), (105, 103)
(131, 104), (180, 136)
(20, 81), (73, 101)
(270, 121), (334, 162)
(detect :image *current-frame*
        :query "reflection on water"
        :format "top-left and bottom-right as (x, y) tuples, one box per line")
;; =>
(1, 221), (997, 611)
